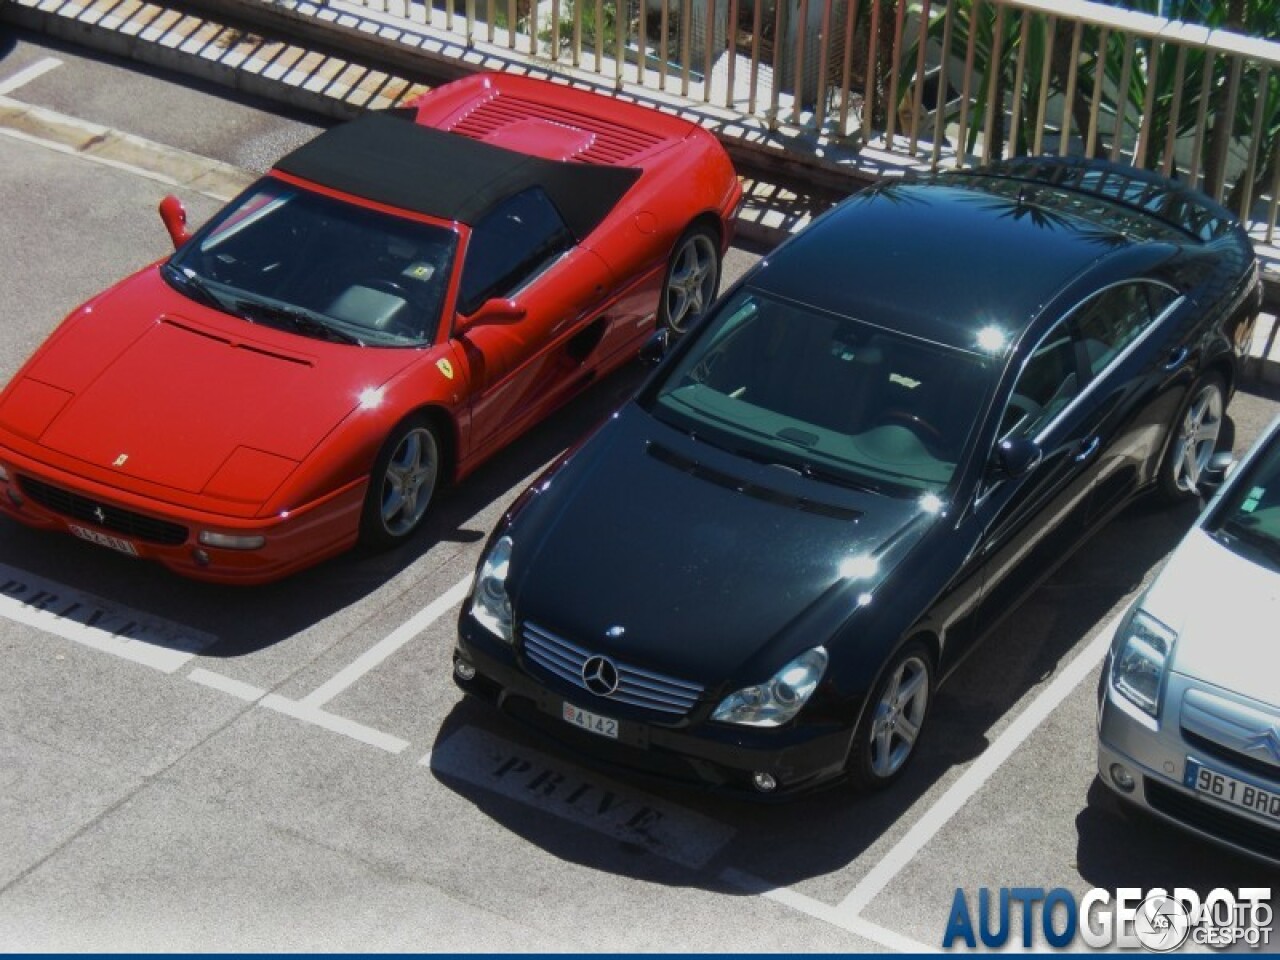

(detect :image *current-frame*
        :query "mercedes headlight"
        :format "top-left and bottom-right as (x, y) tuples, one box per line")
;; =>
(470, 535), (513, 643)
(1110, 608), (1176, 717)
(712, 647), (828, 727)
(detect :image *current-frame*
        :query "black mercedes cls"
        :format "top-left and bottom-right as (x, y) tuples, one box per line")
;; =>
(453, 157), (1262, 797)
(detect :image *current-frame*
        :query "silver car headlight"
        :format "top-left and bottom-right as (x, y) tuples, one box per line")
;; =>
(712, 647), (828, 727)
(1110, 608), (1176, 717)
(470, 535), (513, 643)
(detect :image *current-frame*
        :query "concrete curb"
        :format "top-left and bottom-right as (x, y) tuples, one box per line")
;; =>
(0, 93), (255, 199)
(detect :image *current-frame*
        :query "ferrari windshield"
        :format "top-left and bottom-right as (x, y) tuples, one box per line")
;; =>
(165, 178), (458, 348)
(647, 289), (996, 494)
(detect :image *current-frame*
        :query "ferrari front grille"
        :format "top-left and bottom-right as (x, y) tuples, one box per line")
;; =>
(521, 621), (704, 717)
(18, 475), (189, 546)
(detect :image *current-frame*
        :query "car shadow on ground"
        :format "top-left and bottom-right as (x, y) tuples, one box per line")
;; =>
(1076, 779), (1277, 889)
(0, 360), (651, 656)
(428, 480), (1208, 893)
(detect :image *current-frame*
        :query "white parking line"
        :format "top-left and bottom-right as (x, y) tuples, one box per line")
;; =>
(720, 868), (934, 953)
(187, 667), (266, 702)
(834, 617), (1119, 921)
(261, 693), (411, 754)
(0, 57), (62, 96)
(299, 574), (473, 708)
(0, 563), (215, 673)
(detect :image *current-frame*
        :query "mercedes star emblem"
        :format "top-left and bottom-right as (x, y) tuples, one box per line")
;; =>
(581, 655), (620, 697)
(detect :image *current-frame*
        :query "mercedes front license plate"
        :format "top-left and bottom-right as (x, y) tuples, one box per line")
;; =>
(563, 701), (618, 740)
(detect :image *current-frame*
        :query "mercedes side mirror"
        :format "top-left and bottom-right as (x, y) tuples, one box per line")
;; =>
(639, 329), (669, 365)
(993, 437), (1043, 479)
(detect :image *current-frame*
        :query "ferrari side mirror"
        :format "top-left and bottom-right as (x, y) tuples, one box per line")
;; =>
(460, 297), (526, 332)
(159, 194), (191, 249)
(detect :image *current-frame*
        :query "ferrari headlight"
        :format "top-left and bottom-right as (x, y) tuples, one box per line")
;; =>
(470, 535), (513, 643)
(712, 646), (828, 727)
(198, 530), (266, 550)
(1110, 609), (1176, 717)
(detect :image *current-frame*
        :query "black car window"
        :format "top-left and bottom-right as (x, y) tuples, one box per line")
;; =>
(459, 187), (573, 315)
(1072, 283), (1156, 377)
(1002, 329), (1082, 441)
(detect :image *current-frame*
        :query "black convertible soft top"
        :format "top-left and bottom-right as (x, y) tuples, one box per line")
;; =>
(274, 109), (642, 240)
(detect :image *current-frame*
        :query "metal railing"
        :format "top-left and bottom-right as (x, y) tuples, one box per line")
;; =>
(338, 0), (1279, 238)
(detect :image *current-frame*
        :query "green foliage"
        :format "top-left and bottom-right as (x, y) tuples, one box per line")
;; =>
(901, 0), (1278, 211)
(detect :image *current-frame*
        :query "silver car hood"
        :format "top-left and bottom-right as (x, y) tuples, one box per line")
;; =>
(1142, 528), (1280, 711)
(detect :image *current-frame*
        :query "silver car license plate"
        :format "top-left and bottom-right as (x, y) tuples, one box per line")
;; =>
(1185, 758), (1280, 822)
(563, 701), (618, 740)
(68, 523), (139, 556)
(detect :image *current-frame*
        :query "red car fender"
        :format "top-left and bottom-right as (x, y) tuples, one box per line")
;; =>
(255, 341), (470, 518)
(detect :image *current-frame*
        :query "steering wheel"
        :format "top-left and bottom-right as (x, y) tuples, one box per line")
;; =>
(881, 409), (945, 447)
(364, 278), (411, 301)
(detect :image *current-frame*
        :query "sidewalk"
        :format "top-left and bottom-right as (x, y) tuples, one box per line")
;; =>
(3, 0), (1279, 380)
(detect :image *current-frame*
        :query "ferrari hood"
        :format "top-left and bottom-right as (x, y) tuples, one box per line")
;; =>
(1142, 528), (1280, 710)
(0, 267), (419, 499)
(509, 404), (934, 687)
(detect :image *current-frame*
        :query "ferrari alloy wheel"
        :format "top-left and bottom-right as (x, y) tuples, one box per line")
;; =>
(362, 417), (441, 547)
(1159, 373), (1224, 501)
(660, 227), (721, 336)
(848, 641), (934, 790)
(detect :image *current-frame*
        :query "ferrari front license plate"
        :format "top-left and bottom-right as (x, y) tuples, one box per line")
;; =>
(563, 701), (618, 740)
(1185, 758), (1280, 822)
(68, 524), (138, 557)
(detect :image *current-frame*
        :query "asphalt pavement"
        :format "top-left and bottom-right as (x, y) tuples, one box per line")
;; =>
(0, 31), (1276, 953)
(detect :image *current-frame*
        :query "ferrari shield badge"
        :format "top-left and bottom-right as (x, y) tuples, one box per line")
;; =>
(436, 358), (454, 380)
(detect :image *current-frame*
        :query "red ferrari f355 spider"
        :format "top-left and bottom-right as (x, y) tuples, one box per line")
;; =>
(0, 73), (741, 583)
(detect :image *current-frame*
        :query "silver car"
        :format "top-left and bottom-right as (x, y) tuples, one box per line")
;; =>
(1098, 413), (1280, 865)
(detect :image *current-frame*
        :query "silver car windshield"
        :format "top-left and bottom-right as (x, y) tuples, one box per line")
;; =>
(649, 290), (996, 494)
(1211, 436), (1280, 571)
(166, 178), (458, 348)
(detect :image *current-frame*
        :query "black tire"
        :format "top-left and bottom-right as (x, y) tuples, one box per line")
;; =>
(847, 641), (935, 791)
(1157, 372), (1225, 502)
(659, 225), (721, 336)
(359, 415), (441, 549)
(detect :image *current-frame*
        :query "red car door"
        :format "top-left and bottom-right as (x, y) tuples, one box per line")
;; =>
(450, 187), (616, 465)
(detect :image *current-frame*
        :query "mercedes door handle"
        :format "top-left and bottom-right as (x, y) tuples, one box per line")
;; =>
(1163, 346), (1189, 370)
(1075, 436), (1101, 462)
